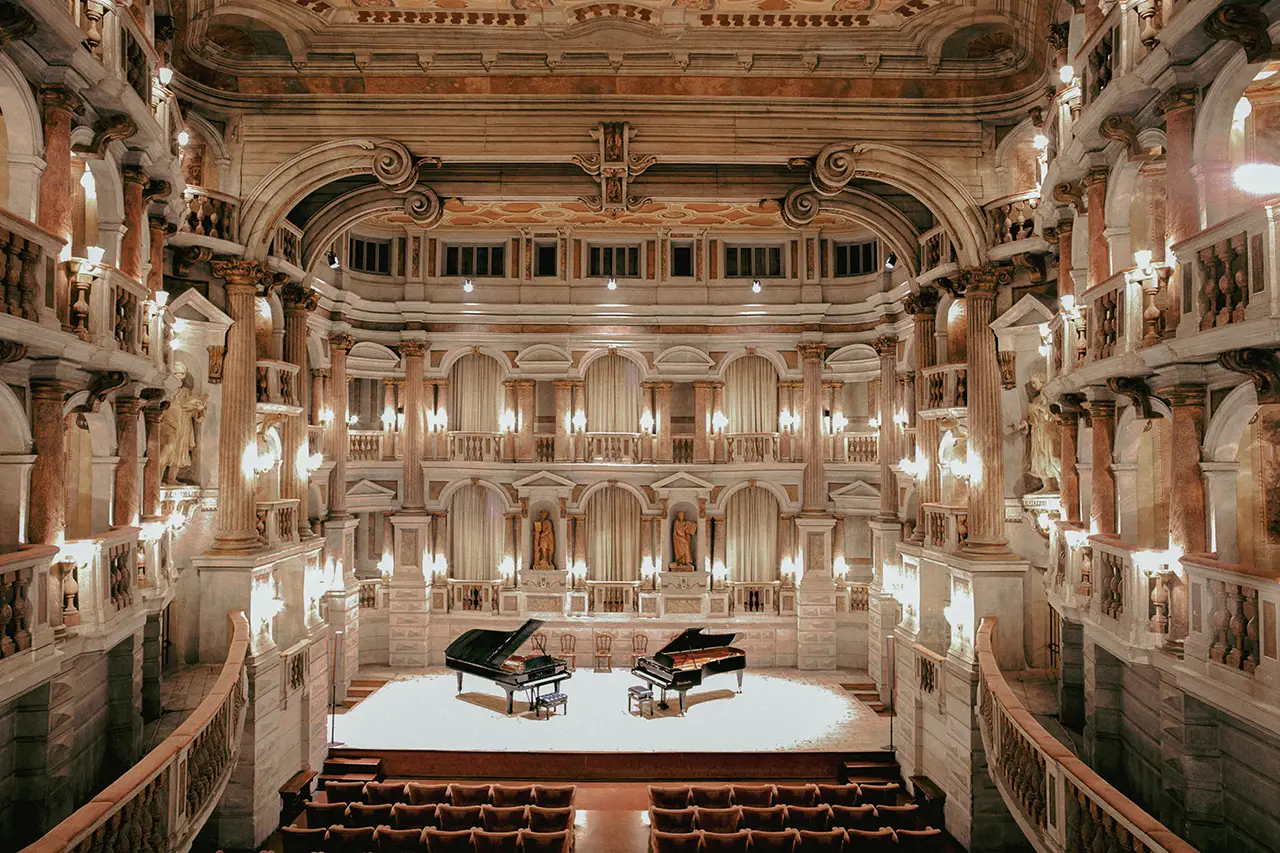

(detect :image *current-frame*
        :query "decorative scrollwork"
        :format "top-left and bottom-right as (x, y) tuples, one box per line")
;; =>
(404, 188), (444, 227)
(1105, 375), (1167, 419)
(780, 186), (820, 228)
(372, 142), (419, 194)
(811, 142), (859, 196)
(1218, 347), (1280, 404)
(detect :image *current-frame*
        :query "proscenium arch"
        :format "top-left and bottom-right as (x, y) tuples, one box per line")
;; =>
(782, 187), (922, 278)
(300, 183), (443, 273)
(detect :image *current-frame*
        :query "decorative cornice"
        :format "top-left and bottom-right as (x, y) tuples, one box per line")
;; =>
(210, 259), (263, 288)
(72, 112), (138, 158)
(0, 2), (36, 49)
(1081, 398), (1116, 419)
(1105, 375), (1167, 419)
(1218, 347), (1280, 405)
(570, 121), (655, 216)
(1156, 383), (1207, 408)
(1204, 3), (1277, 64)
(281, 282), (320, 311)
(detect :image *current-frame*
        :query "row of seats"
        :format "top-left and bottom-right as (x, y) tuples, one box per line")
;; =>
(648, 784), (900, 810)
(652, 827), (943, 853)
(651, 803), (926, 834)
(324, 781), (575, 809)
(281, 826), (569, 853)
(302, 803), (573, 833)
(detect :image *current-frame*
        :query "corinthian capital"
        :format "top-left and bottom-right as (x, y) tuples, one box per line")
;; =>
(872, 335), (897, 357)
(958, 262), (1011, 296)
(281, 282), (319, 311)
(210, 259), (263, 288)
(399, 341), (428, 359)
(797, 342), (827, 362)
(329, 333), (356, 353)
(39, 84), (81, 115)
(903, 287), (940, 316)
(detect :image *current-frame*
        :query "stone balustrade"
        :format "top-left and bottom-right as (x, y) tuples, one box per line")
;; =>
(913, 642), (944, 699)
(587, 579), (639, 613)
(307, 424), (324, 456)
(1082, 268), (1131, 362)
(56, 527), (142, 631)
(23, 612), (250, 853)
(447, 579), (501, 613)
(279, 637), (309, 710)
(1173, 201), (1275, 335)
(843, 429), (878, 464)
(923, 503), (969, 553)
(0, 209), (62, 324)
(727, 432), (778, 464)
(254, 499), (300, 549)
(448, 431), (504, 462)
(673, 436), (695, 464)
(179, 189), (239, 243)
(66, 263), (151, 357)
(585, 432), (641, 464)
(920, 363), (967, 413)
(983, 190), (1040, 247)
(271, 222), (303, 267)
(1181, 553), (1280, 699)
(1084, 535), (1171, 650)
(731, 580), (780, 614)
(255, 360), (302, 410)
(918, 225), (957, 280)
(1080, 9), (1121, 105)
(348, 430), (382, 461)
(977, 617), (1196, 853)
(0, 545), (58, 672)
(358, 578), (385, 610)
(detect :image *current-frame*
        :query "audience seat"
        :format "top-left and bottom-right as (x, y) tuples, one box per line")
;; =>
(450, 785), (494, 807)
(407, 784), (452, 806)
(518, 829), (571, 853)
(281, 825), (329, 853)
(816, 785), (859, 807)
(306, 801), (350, 828)
(650, 787), (692, 809)
(695, 807), (741, 833)
(774, 786), (819, 807)
(893, 827), (945, 853)
(739, 806), (785, 832)
(326, 825), (376, 853)
(690, 786), (733, 809)
(873, 803), (920, 830)
(533, 786), (575, 808)
(349, 803), (394, 828)
(326, 781), (369, 805)
(651, 807), (697, 834)
(481, 805), (528, 832)
(527, 806), (572, 833)
(493, 785), (535, 807)
(749, 829), (800, 852)
(785, 805), (832, 831)
(845, 827), (895, 853)
(473, 829), (520, 853)
(391, 803), (438, 830)
(366, 782), (409, 805)
(651, 830), (704, 853)
(796, 829), (846, 853)
(422, 828), (475, 853)
(730, 785), (774, 807)
(829, 805), (876, 832)
(374, 827), (423, 852)
(855, 784), (900, 807)
(437, 804), (484, 831)
(701, 829), (749, 852)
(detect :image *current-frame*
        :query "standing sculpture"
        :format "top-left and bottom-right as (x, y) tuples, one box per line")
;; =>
(670, 510), (697, 571)
(532, 510), (556, 570)
(1012, 375), (1061, 492)
(159, 364), (208, 485)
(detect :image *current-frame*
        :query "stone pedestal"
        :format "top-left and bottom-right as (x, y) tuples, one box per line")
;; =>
(324, 516), (361, 701)
(389, 513), (433, 667)
(658, 570), (709, 618)
(867, 587), (899, 704)
(795, 515), (837, 670)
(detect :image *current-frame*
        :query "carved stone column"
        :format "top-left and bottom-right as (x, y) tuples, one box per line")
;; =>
(120, 165), (147, 281)
(515, 379), (535, 462)
(872, 336), (899, 521)
(693, 381), (715, 464)
(146, 216), (169, 296)
(1059, 406), (1082, 524)
(38, 86), (80, 326)
(310, 369), (328, 426)
(1084, 167), (1110, 290)
(113, 396), (143, 527)
(29, 377), (71, 545)
(400, 341), (427, 512)
(654, 381), (673, 463)
(382, 378), (399, 460)
(210, 260), (262, 552)
(961, 266), (1013, 557)
(328, 334), (355, 519)
(553, 379), (573, 462)
(282, 284), (315, 538)
(1160, 384), (1207, 553)
(1160, 89), (1198, 328)
(1085, 399), (1117, 535)
(1056, 210), (1076, 299)
(142, 398), (165, 521)
(906, 288), (940, 541)
(799, 343), (827, 513)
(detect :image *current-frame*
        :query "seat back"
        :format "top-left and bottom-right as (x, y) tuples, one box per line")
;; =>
(748, 829), (800, 852)
(690, 786), (732, 808)
(281, 825), (329, 853)
(649, 786), (692, 810)
(774, 785), (819, 807)
(632, 633), (648, 653)
(873, 803), (920, 830)
(695, 806), (742, 833)
(349, 803), (395, 828)
(422, 828), (475, 853)
(517, 829), (571, 853)
(481, 804), (528, 832)
(855, 783), (900, 806)
(560, 634), (575, 653)
(375, 827), (424, 852)
(391, 803), (438, 829)
(531, 632), (548, 654)
(326, 825), (377, 853)
(701, 829), (749, 852)
(739, 805), (785, 831)
(815, 785), (859, 807)
(829, 805), (876, 832)
(796, 828), (846, 853)
(492, 785), (535, 807)
(449, 784), (493, 807)
(845, 827), (895, 853)
(594, 633), (611, 652)
(893, 827), (945, 853)
(651, 830), (704, 853)
(730, 785), (774, 807)
(472, 829), (520, 853)
(407, 783), (451, 806)
(651, 807), (697, 834)
(365, 782), (409, 805)
(437, 804), (484, 831)
(325, 781), (368, 805)
(785, 805), (832, 831)
(532, 785), (574, 808)
(305, 800), (350, 828)
(527, 806), (572, 833)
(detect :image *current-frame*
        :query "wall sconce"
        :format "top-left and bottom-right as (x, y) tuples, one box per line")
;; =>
(867, 415), (880, 430)
(80, 167), (97, 200)
(1038, 321), (1052, 357)
(378, 552), (394, 576)
(86, 245), (106, 268)
(831, 412), (848, 432)
(712, 411), (728, 433)
(572, 410), (586, 433)
(296, 445), (324, 477)
(381, 406), (396, 430)
(157, 66), (174, 86)
(346, 412), (359, 427)
(899, 452), (929, 480)
(893, 408), (909, 427)
(319, 407), (336, 427)
(1133, 249), (1154, 275)
(499, 409), (516, 433)
(1058, 65), (1075, 85)
(779, 409), (798, 431)
(639, 409), (654, 434)
(1060, 293), (1080, 320)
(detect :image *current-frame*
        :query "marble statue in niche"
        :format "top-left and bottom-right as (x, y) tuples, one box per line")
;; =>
(532, 510), (556, 570)
(159, 363), (208, 485)
(670, 510), (696, 571)
(1012, 374), (1061, 492)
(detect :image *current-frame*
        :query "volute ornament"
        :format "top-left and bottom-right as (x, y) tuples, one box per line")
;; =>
(372, 142), (421, 194)
(404, 188), (444, 228)
(1099, 115), (1140, 157)
(73, 111), (138, 158)
(811, 141), (859, 196)
(1105, 375), (1167, 419)
(1052, 180), (1084, 211)
(780, 185), (820, 229)
(1204, 3), (1277, 63)
(1218, 347), (1280, 404)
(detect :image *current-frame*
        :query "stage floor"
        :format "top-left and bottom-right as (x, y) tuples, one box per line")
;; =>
(332, 668), (888, 754)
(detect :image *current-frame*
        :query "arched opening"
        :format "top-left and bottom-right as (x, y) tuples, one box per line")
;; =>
(726, 486), (779, 582)
(946, 297), (968, 362)
(449, 352), (505, 434)
(585, 486), (641, 581)
(584, 352), (641, 433)
(449, 483), (503, 581)
(0, 55), (42, 220)
(723, 354), (779, 435)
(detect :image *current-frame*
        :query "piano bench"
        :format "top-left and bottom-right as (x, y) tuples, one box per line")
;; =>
(534, 692), (568, 718)
(628, 685), (655, 717)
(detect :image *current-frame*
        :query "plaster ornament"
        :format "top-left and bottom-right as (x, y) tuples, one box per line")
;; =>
(159, 363), (208, 485)
(1011, 375), (1060, 492)
(670, 510), (697, 571)
(532, 509), (556, 571)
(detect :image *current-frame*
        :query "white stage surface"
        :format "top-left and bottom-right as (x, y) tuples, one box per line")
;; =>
(333, 668), (888, 754)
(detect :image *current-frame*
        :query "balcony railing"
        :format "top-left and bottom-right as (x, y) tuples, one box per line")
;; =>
(844, 430), (878, 464)
(25, 612), (250, 853)
(348, 431), (382, 462)
(586, 432), (640, 464)
(727, 432), (778, 464)
(449, 431), (503, 463)
(977, 617), (1196, 853)
(673, 436), (694, 464)
(447, 579), (500, 612)
(924, 504), (969, 553)
(255, 499), (300, 549)
(1173, 201), (1276, 336)
(731, 580), (780, 615)
(180, 188), (239, 243)
(256, 360), (301, 409)
(0, 210), (62, 324)
(587, 580), (638, 613)
(359, 578), (384, 609)
(67, 263), (151, 357)
(920, 363), (967, 412)
(1085, 535), (1170, 650)
(919, 225), (957, 279)
(57, 526), (141, 630)
(983, 191), (1040, 247)
(1082, 269), (1132, 362)
(0, 545), (58, 669)
(1181, 553), (1279, 696)
(271, 221), (303, 267)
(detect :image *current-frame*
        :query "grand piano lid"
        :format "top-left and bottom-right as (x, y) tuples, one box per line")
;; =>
(445, 618), (546, 668)
(654, 627), (739, 655)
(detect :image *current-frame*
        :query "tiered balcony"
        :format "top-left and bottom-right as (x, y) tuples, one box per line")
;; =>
(983, 190), (1041, 257)
(585, 432), (641, 464)
(448, 431), (503, 462)
(0, 544), (59, 677)
(919, 363), (967, 416)
(255, 499), (301, 549)
(923, 504), (969, 554)
(67, 262), (153, 357)
(727, 432), (778, 464)
(1181, 553), (1280, 702)
(0, 211), (62, 329)
(180, 188), (240, 243)
(256, 361), (302, 412)
(917, 225), (958, 284)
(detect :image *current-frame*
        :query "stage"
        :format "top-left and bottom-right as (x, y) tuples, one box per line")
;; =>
(329, 667), (891, 781)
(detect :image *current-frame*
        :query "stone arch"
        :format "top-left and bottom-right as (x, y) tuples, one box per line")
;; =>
(715, 347), (790, 380)
(435, 477), (518, 514)
(781, 187), (922, 277)
(197, 1), (313, 61)
(1192, 33), (1280, 168)
(0, 382), (31, 454)
(300, 183), (443, 273)
(1204, 381), (1258, 462)
(1113, 400), (1172, 547)
(712, 479), (795, 514)
(78, 152), (126, 266)
(577, 346), (649, 379)
(1113, 397), (1173, 463)
(1200, 381), (1259, 560)
(991, 118), (1044, 198)
(438, 346), (512, 378)
(0, 54), (42, 220)
(577, 479), (651, 513)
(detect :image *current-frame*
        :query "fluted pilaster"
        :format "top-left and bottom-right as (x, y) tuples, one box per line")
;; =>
(328, 334), (354, 518)
(401, 341), (427, 512)
(799, 343), (827, 513)
(282, 284), (316, 538)
(905, 287), (940, 540)
(872, 335), (899, 522)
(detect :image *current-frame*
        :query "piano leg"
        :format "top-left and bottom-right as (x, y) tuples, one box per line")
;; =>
(456, 671), (463, 693)
(657, 688), (670, 711)
(678, 691), (686, 715)
(736, 670), (744, 692)
(505, 687), (516, 716)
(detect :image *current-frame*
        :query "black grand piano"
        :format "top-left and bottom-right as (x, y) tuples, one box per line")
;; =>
(445, 618), (571, 715)
(631, 627), (746, 714)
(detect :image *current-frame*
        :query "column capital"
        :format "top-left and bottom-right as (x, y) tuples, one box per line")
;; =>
(797, 342), (827, 362)
(385, 377), (404, 391)
(328, 333), (355, 353)
(39, 84), (81, 115)
(552, 379), (577, 390)
(1156, 87), (1198, 118)
(29, 376), (75, 402)
(871, 335), (897, 357)
(115, 395), (145, 417)
(958, 262), (1011, 295)
(210, 259), (263, 289)
(1082, 165), (1110, 189)
(1156, 383), (1207, 408)
(515, 378), (536, 389)
(311, 367), (331, 380)
(281, 282), (319, 311)
(692, 380), (723, 390)
(120, 163), (148, 187)
(399, 340), (428, 359)
(1082, 398), (1116, 419)
(903, 286), (940, 316)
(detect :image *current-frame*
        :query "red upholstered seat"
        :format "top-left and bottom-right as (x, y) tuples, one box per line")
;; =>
(437, 804), (484, 831)
(774, 786), (819, 807)
(739, 805), (786, 832)
(796, 829), (846, 853)
(492, 785), (535, 807)
(375, 827), (425, 852)
(325, 825), (377, 853)
(873, 803), (920, 830)
(281, 825), (329, 853)
(472, 829), (520, 853)
(349, 803), (395, 828)
(407, 783), (451, 806)
(449, 785), (494, 807)
(855, 784), (900, 807)
(391, 803), (438, 829)
(366, 782), (409, 805)
(533, 786), (575, 808)
(326, 781), (369, 805)
(518, 829), (572, 853)
(785, 805), (832, 831)
(748, 829), (800, 852)
(651, 807), (697, 834)
(306, 801), (350, 828)
(816, 785), (860, 807)
(651, 830), (704, 853)
(481, 805), (528, 832)
(527, 806), (573, 833)
(695, 807), (742, 834)
(893, 827), (945, 853)
(829, 805), (877, 832)
(701, 829), (749, 853)
(844, 827), (895, 853)
(690, 787), (733, 809)
(650, 787), (692, 810)
(731, 785), (775, 807)
(422, 828), (475, 853)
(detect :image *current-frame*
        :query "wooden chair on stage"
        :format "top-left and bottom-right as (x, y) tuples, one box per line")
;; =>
(592, 633), (612, 672)
(559, 634), (577, 671)
(531, 632), (548, 655)
(630, 633), (648, 667)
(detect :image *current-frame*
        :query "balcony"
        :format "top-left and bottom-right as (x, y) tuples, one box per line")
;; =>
(1181, 553), (1280, 703)
(447, 579), (502, 612)
(727, 432), (778, 464)
(0, 544), (59, 678)
(920, 363), (967, 416)
(65, 262), (154, 360)
(923, 504), (969, 554)
(271, 221), (304, 268)
(256, 360), (302, 412)
(0, 210), (62, 328)
(586, 579), (639, 613)
(255, 499), (301, 549)
(449, 431), (504, 463)
(180, 188), (240, 243)
(983, 190), (1041, 257)
(731, 580), (781, 615)
(57, 526), (143, 632)
(585, 432), (641, 464)
(917, 225), (958, 284)
(348, 430), (384, 462)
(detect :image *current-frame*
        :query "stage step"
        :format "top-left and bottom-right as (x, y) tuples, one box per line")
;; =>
(341, 679), (388, 711)
(323, 756), (384, 779)
(840, 757), (901, 786)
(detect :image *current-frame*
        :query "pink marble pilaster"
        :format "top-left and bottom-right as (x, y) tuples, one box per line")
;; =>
(38, 86), (79, 327)
(119, 165), (147, 281)
(282, 284), (315, 538)
(401, 341), (427, 512)
(141, 402), (164, 520)
(872, 335), (899, 522)
(799, 343), (827, 513)
(1085, 399), (1117, 536)
(29, 378), (72, 545)
(113, 396), (143, 527)
(328, 333), (355, 519)
(1084, 168), (1110, 290)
